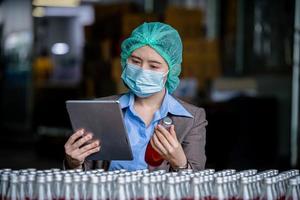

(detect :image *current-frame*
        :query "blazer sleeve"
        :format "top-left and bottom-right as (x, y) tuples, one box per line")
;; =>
(182, 108), (208, 170)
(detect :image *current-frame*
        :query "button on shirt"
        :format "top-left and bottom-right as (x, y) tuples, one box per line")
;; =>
(108, 91), (193, 171)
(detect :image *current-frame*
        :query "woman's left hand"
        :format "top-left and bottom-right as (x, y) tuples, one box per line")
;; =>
(150, 124), (187, 168)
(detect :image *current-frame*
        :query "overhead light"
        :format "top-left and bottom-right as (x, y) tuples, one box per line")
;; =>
(32, 7), (45, 17)
(51, 43), (70, 55)
(32, 0), (80, 7)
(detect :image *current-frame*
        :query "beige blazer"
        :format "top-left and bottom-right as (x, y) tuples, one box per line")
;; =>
(64, 94), (208, 171)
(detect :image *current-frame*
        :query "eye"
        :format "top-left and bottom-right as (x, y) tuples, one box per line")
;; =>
(150, 65), (160, 69)
(132, 59), (141, 65)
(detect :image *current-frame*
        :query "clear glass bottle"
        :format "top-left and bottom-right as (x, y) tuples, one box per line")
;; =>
(277, 175), (286, 200)
(285, 178), (300, 200)
(125, 175), (134, 200)
(26, 173), (36, 200)
(45, 173), (53, 200)
(80, 174), (89, 200)
(259, 177), (276, 200)
(6, 174), (19, 200)
(106, 174), (115, 200)
(212, 177), (227, 200)
(0, 172), (10, 200)
(53, 173), (63, 200)
(98, 175), (109, 200)
(130, 175), (139, 200)
(137, 176), (151, 200)
(72, 175), (81, 200)
(60, 174), (73, 200)
(33, 174), (49, 200)
(150, 176), (159, 200)
(226, 176), (235, 200)
(189, 176), (201, 200)
(87, 176), (99, 200)
(237, 177), (253, 200)
(163, 176), (179, 200)
(230, 175), (239, 199)
(19, 174), (27, 200)
(113, 176), (128, 200)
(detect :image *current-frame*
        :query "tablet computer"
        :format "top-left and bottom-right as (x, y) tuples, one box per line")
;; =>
(66, 100), (133, 161)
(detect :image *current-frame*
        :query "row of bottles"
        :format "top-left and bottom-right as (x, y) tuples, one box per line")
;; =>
(0, 168), (299, 200)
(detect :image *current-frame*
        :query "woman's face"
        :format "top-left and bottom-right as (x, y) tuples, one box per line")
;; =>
(127, 46), (169, 74)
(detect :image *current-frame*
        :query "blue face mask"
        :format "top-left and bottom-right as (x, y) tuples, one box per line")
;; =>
(121, 62), (168, 98)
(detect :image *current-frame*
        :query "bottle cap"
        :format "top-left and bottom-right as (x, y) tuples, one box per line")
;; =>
(162, 117), (172, 126)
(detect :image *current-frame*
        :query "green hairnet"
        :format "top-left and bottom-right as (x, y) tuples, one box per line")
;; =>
(120, 22), (183, 93)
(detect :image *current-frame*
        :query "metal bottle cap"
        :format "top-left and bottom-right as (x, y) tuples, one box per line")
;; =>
(162, 117), (172, 126)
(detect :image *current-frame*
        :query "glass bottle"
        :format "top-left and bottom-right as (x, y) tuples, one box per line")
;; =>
(226, 176), (235, 200)
(163, 176), (179, 200)
(33, 174), (48, 200)
(98, 175), (109, 200)
(72, 175), (81, 200)
(212, 177), (227, 200)
(53, 173), (63, 200)
(137, 176), (151, 200)
(145, 117), (172, 166)
(0, 172), (10, 200)
(45, 173), (53, 200)
(26, 173), (36, 200)
(113, 176), (128, 200)
(155, 175), (164, 200)
(285, 178), (299, 200)
(130, 175), (139, 200)
(6, 174), (19, 200)
(259, 177), (276, 200)
(19, 174), (27, 200)
(237, 177), (253, 200)
(106, 175), (115, 200)
(277, 175), (286, 200)
(150, 176), (159, 200)
(87, 176), (100, 200)
(125, 175), (133, 200)
(80, 174), (89, 200)
(189, 177), (201, 200)
(60, 174), (73, 200)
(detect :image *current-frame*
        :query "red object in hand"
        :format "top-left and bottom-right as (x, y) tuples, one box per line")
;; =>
(145, 142), (164, 166)
(145, 117), (172, 166)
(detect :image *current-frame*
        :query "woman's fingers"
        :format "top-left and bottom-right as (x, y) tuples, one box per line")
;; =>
(150, 138), (164, 156)
(154, 129), (174, 153)
(151, 133), (168, 155)
(78, 146), (101, 161)
(78, 139), (100, 155)
(156, 125), (178, 147)
(169, 125), (177, 139)
(64, 129), (101, 169)
(65, 129), (84, 150)
(72, 133), (93, 150)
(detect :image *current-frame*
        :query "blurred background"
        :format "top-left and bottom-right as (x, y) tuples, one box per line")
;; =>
(0, 0), (299, 170)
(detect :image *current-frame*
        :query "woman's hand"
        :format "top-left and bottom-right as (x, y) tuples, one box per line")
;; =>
(64, 129), (100, 169)
(150, 124), (187, 169)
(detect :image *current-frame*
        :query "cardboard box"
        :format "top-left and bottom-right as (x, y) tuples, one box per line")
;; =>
(181, 38), (222, 88)
(122, 13), (159, 37)
(165, 6), (204, 38)
(111, 57), (122, 84)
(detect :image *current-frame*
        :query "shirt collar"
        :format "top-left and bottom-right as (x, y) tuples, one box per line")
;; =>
(118, 91), (193, 118)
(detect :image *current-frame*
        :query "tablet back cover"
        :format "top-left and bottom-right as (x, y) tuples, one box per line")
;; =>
(66, 100), (133, 161)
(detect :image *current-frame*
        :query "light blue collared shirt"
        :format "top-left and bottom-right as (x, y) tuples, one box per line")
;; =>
(108, 91), (193, 171)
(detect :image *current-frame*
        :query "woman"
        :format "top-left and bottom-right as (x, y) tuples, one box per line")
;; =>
(64, 22), (207, 171)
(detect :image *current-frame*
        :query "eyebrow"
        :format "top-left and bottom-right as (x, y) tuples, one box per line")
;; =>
(148, 60), (162, 65)
(130, 55), (142, 60)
